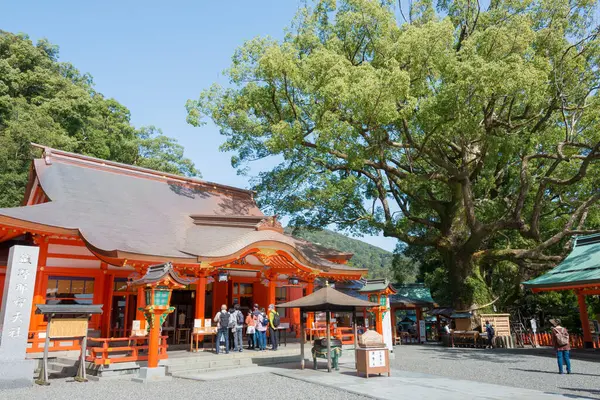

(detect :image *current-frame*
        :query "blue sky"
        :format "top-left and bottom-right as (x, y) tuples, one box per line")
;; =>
(1, 0), (398, 252)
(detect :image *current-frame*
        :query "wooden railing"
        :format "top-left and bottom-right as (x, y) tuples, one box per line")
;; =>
(27, 331), (81, 353)
(334, 327), (355, 345)
(86, 336), (168, 365)
(522, 332), (600, 349)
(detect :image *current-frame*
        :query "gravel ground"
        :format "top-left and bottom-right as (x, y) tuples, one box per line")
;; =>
(392, 345), (600, 399)
(1, 373), (371, 400)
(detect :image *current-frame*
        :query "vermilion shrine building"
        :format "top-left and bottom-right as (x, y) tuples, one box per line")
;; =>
(0, 145), (367, 351)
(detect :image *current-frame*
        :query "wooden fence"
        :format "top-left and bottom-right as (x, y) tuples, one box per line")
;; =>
(520, 332), (600, 349)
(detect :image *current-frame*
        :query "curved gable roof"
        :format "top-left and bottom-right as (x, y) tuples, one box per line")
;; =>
(0, 147), (364, 275)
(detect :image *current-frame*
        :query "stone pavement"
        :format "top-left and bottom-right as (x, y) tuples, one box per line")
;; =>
(273, 364), (570, 400)
(177, 353), (581, 400)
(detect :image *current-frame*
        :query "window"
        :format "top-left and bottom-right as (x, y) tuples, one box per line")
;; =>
(46, 276), (95, 305)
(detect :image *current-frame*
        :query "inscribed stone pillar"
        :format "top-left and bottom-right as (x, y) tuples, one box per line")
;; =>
(0, 245), (40, 389)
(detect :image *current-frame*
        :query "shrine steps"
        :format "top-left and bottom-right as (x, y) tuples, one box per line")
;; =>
(166, 348), (301, 377)
(166, 356), (254, 374)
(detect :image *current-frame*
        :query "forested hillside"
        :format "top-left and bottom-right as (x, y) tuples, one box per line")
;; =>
(0, 31), (199, 207)
(286, 227), (405, 280)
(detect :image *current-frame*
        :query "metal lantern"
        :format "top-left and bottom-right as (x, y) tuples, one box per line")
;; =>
(288, 276), (299, 285)
(217, 270), (228, 282)
(144, 285), (172, 308)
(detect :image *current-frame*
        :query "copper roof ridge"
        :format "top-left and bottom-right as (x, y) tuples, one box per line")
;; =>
(30, 143), (256, 197)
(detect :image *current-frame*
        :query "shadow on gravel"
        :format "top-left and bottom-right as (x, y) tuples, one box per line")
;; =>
(510, 368), (600, 377)
(402, 346), (531, 363)
(559, 387), (600, 397)
(401, 345), (600, 364)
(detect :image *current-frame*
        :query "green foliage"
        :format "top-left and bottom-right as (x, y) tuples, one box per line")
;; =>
(285, 227), (412, 280)
(190, 0), (600, 308)
(0, 31), (199, 207)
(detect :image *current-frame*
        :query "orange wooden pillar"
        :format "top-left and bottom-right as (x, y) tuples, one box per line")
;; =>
(266, 271), (277, 307)
(195, 274), (207, 320)
(306, 279), (315, 335)
(194, 274), (207, 339)
(102, 273), (114, 337)
(30, 237), (48, 332)
(147, 310), (162, 368)
(136, 287), (145, 330)
(577, 291), (594, 348)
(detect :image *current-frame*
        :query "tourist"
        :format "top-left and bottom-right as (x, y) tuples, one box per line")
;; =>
(214, 304), (230, 354)
(256, 307), (268, 351)
(233, 304), (244, 352)
(268, 304), (279, 351)
(252, 303), (260, 350)
(551, 319), (571, 374)
(228, 307), (236, 351)
(485, 320), (495, 349)
(246, 310), (256, 349)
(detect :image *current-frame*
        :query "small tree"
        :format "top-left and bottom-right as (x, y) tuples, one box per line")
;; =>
(188, 0), (600, 308)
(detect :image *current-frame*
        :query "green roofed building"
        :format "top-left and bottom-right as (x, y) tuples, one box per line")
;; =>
(523, 233), (600, 348)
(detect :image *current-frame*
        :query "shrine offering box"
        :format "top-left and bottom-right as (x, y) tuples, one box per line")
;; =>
(355, 347), (390, 378)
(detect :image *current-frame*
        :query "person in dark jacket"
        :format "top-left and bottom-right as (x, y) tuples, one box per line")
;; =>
(485, 320), (495, 349)
(551, 319), (571, 374)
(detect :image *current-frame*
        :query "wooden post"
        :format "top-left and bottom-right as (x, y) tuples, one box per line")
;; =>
(300, 310), (305, 370)
(306, 280), (314, 332)
(147, 311), (160, 368)
(353, 309), (358, 367)
(326, 310), (332, 372)
(136, 287), (145, 330)
(30, 239), (48, 332)
(195, 274), (207, 339)
(577, 291), (594, 348)
(416, 307), (423, 343)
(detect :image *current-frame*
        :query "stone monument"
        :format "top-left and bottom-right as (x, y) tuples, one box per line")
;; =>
(0, 245), (40, 389)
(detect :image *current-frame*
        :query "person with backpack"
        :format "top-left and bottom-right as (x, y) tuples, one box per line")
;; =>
(232, 304), (244, 352)
(485, 320), (495, 349)
(268, 304), (280, 351)
(256, 307), (268, 351)
(214, 304), (231, 354)
(551, 319), (571, 374)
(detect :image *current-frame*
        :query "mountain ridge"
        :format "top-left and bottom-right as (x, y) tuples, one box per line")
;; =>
(285, 227), (394, 280)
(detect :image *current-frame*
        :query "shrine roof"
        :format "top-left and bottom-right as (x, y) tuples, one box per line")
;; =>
(390, 283), (436, 306)
(358, 278), (396, 293)
(523, 234), (600, 291)
(0, 146), (365, 275)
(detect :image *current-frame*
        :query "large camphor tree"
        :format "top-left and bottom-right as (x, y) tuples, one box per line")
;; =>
(0, 31), (199, 208)
(188, 0), (600, 308)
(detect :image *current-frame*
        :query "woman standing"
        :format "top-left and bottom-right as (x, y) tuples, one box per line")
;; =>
(256, 308), (268, 351)
(245, 310), (256, 349)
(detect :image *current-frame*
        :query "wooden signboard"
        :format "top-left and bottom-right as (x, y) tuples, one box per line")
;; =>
(480, 314), (511, 336)
(48, 318), (88, 338)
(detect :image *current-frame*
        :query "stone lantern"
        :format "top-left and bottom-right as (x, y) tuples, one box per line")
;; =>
(130, 262), (195, 383)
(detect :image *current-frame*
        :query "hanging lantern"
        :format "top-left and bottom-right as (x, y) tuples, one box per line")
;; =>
(288, 276), (299, 286)
(218, 270), (228, 282)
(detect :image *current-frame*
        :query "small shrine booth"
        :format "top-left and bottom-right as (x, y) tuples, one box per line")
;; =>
(0, 145), (367, 354)
(390, 284), (437, 343)
(524, 234), (600, 348)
